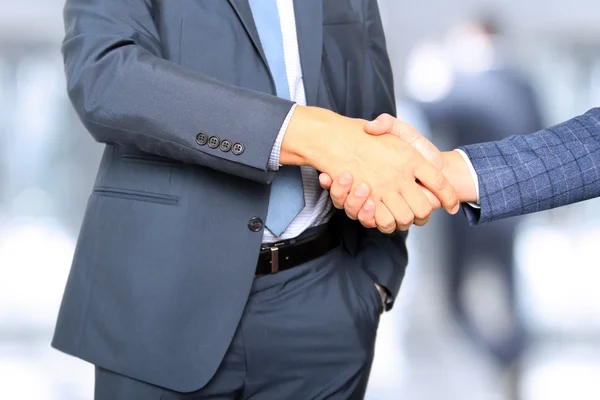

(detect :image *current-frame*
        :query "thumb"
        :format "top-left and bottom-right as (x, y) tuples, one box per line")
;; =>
(422, 186), (442, 210)
(364, 113), (396, 136)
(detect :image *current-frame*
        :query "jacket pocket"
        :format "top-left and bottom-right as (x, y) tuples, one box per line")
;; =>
(121, 153), (182, 167)
(93, 186), (180, 206)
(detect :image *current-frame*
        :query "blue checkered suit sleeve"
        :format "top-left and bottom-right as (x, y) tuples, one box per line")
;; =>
(459, 107), (600, 225)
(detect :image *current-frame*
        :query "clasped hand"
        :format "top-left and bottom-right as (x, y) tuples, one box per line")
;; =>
(319, 114), (457, 233)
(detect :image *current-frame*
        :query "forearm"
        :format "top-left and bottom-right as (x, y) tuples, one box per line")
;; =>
(460, 108), (600, 223)
(280, 105), (363, 169)
(65, 0), (293, 183)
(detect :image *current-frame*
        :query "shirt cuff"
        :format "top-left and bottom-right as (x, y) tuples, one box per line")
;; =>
(454, 149), (480, 209)
(268, 104), (297, 171)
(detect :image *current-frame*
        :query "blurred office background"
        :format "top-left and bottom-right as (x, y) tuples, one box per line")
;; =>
(1, 0), (600, 398)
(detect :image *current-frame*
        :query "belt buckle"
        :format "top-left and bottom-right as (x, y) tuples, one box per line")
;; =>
(261, 241), (286, 274)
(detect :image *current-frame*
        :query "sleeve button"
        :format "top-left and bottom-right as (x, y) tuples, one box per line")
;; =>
(232, 143), (245, 155)
(196, 133), (208, 146)
(208, 136), (220, 149)
(220, 139), (232, 152)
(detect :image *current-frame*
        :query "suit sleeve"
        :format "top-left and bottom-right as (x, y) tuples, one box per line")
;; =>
(354, 0), (408, 311)
(63, 0), (294, 183)
(460, 107), (600, 225)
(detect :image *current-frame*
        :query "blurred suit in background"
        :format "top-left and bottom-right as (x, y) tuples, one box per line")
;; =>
(419, 18), (544, 375)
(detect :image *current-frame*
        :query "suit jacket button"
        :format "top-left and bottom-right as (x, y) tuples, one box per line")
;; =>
(248, 217), (263, 232)
(232, 142), (245, 155)
(196, 133), (208, 146)
(208, 136), (220, 149)
(220, 139), (232, 152)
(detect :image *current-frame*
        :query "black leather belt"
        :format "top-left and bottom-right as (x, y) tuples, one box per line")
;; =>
(256, 230), (340, 277)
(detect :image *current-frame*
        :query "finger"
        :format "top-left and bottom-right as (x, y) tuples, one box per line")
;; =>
(375, 200), (404, 234)
(319, 173), (333, 190)
(344, 183), (371, 220)
(414, 163), (460, 214)
(364, 113), (419, 141)
(396, 181), (434, 226)
(357, 199), (377, 228)
(329, 171), (353, 209)
(381, 192), (415, 231)
(421, 185), (442, 210)
(363, 113), (396, 136)
(368, 116), (446, 171)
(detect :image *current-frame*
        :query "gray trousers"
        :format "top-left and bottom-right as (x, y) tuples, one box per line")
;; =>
(94, 247), (382, 399)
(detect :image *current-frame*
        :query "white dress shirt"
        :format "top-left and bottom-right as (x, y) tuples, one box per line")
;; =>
(260, 1), (387, 311)
(455, 149), (481, 207)
(263, 0), (334, 243)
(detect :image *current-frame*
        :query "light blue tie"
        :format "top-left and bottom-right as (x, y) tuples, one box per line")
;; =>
(249, 0), (304, 237)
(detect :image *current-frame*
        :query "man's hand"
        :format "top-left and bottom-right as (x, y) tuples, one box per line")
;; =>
(319, 113), (476, 228)
(280, 106), (460, 233)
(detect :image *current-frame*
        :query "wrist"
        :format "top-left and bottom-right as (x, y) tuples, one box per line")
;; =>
(280, 105), (351, 170)
(280, 106), (325, 166)
(443, 150), (477, 203)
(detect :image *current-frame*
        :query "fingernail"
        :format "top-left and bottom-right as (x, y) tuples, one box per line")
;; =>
(451, 204), (460, 214)
(355, 184), (369, 197)
(364, 200), (374, 211)
(339, 172), (351, 185)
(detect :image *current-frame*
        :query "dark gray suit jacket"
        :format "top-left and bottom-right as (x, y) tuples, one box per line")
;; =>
(52, 0), (408, 393)
(461, 108), (600, 225)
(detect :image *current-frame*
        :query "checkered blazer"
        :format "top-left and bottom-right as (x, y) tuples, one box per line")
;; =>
(460, 107), (600, 225)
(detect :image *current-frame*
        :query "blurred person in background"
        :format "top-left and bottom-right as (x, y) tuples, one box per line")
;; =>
(49, 0), (459, 399)
(417, 15), (544, 395)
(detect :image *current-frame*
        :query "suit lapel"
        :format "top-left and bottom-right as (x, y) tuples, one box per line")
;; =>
(227, 0), (323, 105)
(294, 0), (323, 106)
(226, 0), (269, 70)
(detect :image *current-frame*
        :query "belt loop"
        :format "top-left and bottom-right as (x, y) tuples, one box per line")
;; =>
(270, 247), (279, 273)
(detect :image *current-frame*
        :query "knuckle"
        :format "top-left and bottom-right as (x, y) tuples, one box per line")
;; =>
(330, 185), (343, 197)
(398, 215), (414, 226)
(413, 217), (429, 227)
(361, 218), (376, 229)
(331, 198), (344, 209)
(377, 217), (394, 231)
(383, 220), (396, 231)
(415, 204), (432, 219)
(379, 225), (394, 234)
(330, 193), (345, 206)
(358, 212), (374, 226)
(345, 209), (358, 220)
(397, 223), (411, 231)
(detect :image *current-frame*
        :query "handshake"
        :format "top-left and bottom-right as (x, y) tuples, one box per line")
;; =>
(280, 106), (478, 233)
